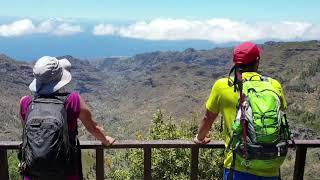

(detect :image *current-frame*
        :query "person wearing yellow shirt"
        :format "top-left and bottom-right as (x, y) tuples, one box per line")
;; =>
(194, 42), (287, 180)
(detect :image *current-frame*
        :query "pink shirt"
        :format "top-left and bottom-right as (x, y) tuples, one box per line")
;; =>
(20, 91), (81, 180)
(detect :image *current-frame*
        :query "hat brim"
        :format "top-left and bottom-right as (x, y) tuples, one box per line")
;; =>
(29, 68), (72, 95)
(58, 58), (71, 70)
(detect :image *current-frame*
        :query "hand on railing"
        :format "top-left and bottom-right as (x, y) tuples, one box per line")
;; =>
(102, 136), (116, 146)
(193, 134), (211, 144)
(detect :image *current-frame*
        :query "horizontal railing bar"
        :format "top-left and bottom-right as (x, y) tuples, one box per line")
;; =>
(289, 140), (320, 147)
(0, 140), (224, 149)
(0, 140), (319, 149)
(0, 141), (20, 149)
(81, 140), (225, 149)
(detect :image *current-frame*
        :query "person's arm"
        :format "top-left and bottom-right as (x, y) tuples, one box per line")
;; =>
(194, 79), (221, 144)
(79, 96), (115, 145)
(194, 109), (218, 144)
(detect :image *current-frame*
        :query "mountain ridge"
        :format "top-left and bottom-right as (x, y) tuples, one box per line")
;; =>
(1, 40), (320, 140)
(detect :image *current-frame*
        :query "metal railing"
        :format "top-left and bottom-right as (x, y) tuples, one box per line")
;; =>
(0, 140), (319, 180)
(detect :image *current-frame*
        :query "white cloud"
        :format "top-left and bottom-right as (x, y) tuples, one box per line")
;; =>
(37, 20), (55, 33)
(93, 24), (118, 35)
(0, 19), (83, 37)
(0, 19), (35, 37)
(52, 23), (82, 36)
(92, 18), (320, 43)
(2, 18), (320, 41)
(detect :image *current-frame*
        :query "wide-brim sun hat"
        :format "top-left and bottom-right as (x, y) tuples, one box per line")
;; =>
(233, 42), (261, 65)
(29, 56), (72, 95)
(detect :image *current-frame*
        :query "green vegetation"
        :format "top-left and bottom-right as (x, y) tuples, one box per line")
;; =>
(6, 110), (320, 179)
(106, 110), (224, 180)
(7, 151), (20, 180)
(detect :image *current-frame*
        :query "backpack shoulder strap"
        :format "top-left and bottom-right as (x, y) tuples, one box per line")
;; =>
(246, 74), (264, 81)
(53, 92), (71, 103)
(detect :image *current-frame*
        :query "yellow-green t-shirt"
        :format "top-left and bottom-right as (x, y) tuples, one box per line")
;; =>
(206, 72), (287, 177)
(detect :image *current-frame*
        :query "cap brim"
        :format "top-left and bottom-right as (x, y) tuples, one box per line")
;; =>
(29, 68), (72, 95)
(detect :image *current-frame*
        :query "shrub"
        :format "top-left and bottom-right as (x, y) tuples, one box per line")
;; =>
(107, 110), (224, 180)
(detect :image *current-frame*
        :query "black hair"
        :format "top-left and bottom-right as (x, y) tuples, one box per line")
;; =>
(237, 61), (259, 72)
(228, 61), (259, 92)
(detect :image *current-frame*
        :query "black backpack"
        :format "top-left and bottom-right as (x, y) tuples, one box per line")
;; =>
(20, 93), (70, 179)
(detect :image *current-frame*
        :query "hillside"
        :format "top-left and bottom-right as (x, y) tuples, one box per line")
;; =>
(1, 41), (320, 141)
(0, 54), (33, 140)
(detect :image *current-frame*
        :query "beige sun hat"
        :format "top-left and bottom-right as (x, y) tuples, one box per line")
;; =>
(29, 56), (72, 95)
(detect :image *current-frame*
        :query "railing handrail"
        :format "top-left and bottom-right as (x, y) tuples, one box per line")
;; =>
(0, 139), (319, 149)
(0, 140), (224, 149)
(0, 139), (319, 180)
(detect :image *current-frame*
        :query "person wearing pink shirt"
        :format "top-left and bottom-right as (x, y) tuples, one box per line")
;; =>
(19, 56), (115, 180)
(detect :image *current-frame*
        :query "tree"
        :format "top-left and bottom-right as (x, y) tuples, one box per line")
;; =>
(107, 110), (224, 180)
(8, 151), (20, 180)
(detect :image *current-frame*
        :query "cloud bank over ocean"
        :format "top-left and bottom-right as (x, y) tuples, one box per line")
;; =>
(0, 18), (320, 44)
(1, 18), (319, 43)
(93, 18), (320, 43)
(1, 17), (320, 60)
(0, 19), (83, 37)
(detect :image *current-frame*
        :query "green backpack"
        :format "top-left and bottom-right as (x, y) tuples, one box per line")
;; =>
(228, 76), (292, 173)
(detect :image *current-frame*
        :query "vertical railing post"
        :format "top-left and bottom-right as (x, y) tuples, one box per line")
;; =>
(0, 149), (9, 180)
(191, 147), (199, 180)
(144, 146), (152, 180)
(96, 147), (104, 180)
(293, 145), (307, 180)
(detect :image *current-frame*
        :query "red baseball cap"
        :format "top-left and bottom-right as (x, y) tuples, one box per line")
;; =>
(233, 42), (261, 65)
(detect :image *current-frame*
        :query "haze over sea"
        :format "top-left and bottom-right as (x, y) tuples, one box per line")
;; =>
(1, 0), (320, 60)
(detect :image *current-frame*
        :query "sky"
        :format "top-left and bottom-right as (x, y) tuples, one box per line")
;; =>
(1, 0), (320, 22)
(0, 0), (320, 60)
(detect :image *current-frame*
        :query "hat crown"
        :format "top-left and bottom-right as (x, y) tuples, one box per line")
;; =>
(33, 56), (63, 84)
(233, 42), (260, 65)
(29, 56), (72, 95)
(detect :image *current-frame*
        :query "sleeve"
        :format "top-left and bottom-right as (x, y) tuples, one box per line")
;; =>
(270, 79), (287, 111)
(66, 91), (81, 118)
(205, 80), (222, 113)
(20, 96), (32, 122)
